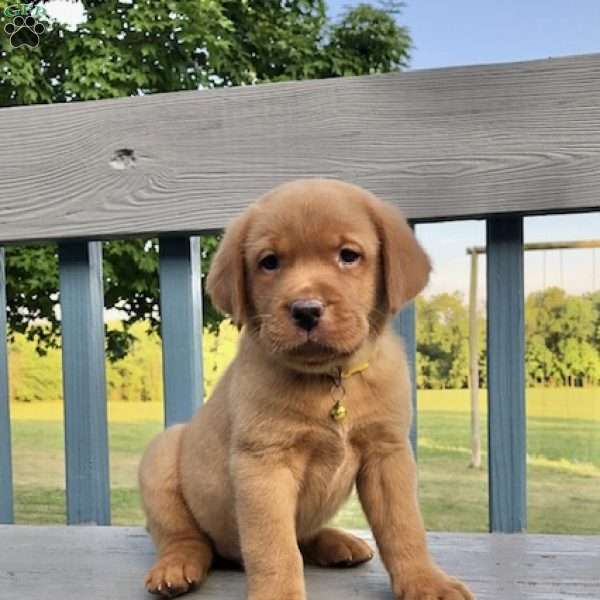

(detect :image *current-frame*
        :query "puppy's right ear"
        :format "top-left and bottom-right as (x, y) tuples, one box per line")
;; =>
(206, 210), (252, 328)
(367, 197), (431, 314)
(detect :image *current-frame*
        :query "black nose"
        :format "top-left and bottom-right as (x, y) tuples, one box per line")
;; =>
(291, 299), (323, 332)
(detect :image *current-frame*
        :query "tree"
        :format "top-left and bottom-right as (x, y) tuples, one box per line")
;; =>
(525, 334), (557, 386)
(416, 293), (474, 389)
(415, 287), (600, 390)
(587, 290), (600, 352)
(525, 287), (600, 387)
(1, 1), (411, 360)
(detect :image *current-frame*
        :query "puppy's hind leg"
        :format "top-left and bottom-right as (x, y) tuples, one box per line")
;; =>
(139, 424), (213, 597)
(300, 528), (374, 567)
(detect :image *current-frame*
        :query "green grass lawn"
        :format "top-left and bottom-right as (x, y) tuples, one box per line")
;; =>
(11, 408), (600, 533)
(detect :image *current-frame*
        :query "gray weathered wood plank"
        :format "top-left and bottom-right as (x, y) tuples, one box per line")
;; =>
(1, 527), (598, 599)
(1, 54), (600, 243)
(0, 249), (14, 523)
(486, 218), (526, 533)
(158, 237), (204, 426)
(58, 242), (111, 524)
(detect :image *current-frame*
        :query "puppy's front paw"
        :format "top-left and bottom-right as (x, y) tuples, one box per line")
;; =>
(301, 528), (374, 567)
(393, 564), (474, 600)
(145, 554), (208, 597)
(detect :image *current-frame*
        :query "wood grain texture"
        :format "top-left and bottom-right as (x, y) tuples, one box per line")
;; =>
(58, 242), (110, 525)
(1, 527), (598, 599)
(1, 54), (600, 243)
(158, 237), (204, 426)
(0, 249), (14, 523)
(486, 218), (526, 533)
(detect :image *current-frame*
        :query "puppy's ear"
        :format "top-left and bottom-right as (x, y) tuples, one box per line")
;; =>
(206, 210), (252, 328)
(369, 198), (431, 314)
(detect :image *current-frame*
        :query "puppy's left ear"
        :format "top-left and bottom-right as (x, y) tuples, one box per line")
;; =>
(206, 210), (252, 328)
(369, 197), (431, 314)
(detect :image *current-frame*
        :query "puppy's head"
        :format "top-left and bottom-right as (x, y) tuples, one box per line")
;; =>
(207, 179), (430, 372)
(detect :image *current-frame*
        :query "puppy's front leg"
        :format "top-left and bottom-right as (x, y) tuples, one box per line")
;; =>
(357, 442), (474, 600)
(233, 452), (305, 600)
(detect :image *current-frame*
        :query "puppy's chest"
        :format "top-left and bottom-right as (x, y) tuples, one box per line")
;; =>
(278, 376), (381, 500)
(289, 421), (358, 536)
(295, 419), (358, 495)
(293, 378), (375, 474)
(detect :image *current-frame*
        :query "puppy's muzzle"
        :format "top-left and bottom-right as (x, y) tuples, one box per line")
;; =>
(290, 299), (323, 332)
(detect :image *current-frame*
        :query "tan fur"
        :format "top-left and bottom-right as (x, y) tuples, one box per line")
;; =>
(139, 179), (474, 600)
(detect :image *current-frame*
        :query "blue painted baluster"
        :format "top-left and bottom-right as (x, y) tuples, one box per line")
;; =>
(486, 217), (526, 532)
(393, 222), (418, 458)
(394, 303), (417, 458)
(0, 248), (14, 523)
(58, 242), (110, 525)
(158, 237), (203, 427)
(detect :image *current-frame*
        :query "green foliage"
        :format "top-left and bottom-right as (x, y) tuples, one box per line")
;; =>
(5, 244), (60, 354)
(103, 240), (161, 360)
(1, 0), (411, 359)
(416, 287), (600, 390)
(8, 319), (239, 403)
(9, 327), (62, 402)
(326, 3), (410, 76)
(416, 292), (486, 390)
(525, 287), (600, 386)
(8, 321), (162, 403)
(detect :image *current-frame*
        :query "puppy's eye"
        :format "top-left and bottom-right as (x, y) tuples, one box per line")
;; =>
(339, 248), (361, 265)
(259, 254), (279, 271)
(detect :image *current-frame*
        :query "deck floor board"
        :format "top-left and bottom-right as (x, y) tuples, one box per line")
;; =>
(1, 527), (598, 599)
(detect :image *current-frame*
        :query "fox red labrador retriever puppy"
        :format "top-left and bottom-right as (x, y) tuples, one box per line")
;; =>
(139, 179), (474, 600)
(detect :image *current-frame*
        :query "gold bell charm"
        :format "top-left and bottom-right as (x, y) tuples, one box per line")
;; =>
(329, 368), (347, 421)
(330, 401), (347, 421)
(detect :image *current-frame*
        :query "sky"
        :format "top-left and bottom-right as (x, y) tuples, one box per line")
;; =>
(43, 1), (600, 299)
(329, 1), (600, 69)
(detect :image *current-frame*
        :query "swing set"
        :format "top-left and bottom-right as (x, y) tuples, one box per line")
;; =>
(466, 240), (600, 468)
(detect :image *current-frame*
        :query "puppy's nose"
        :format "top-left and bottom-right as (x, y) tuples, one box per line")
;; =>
(291, 299), (323, 332)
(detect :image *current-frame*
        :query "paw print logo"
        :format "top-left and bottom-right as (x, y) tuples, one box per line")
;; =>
(4, 15), (45, 48)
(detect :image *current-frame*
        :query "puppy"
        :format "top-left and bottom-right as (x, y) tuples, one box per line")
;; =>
(139, 179), (474, 600)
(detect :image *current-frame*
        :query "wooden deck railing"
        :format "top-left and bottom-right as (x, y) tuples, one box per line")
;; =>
(1, 52), (599, 532)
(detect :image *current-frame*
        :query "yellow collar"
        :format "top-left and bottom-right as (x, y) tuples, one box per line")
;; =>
(340, 361), (369, 379)
(329, 361), (369, 422)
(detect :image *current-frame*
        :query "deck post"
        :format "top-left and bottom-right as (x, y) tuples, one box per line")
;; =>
(0, 248), (14, 523)
(486, 217), (526, 532)
(395, 303), (417, 457)
(59, 242), (110, 525)
(158, 237), (204, 427)
(393, 223), (418, 458)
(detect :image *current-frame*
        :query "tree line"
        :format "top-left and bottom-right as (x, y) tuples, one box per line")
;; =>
(9, 286), (600, 403)
(417, 287), (600, 389)
(8, 321), (238, 404)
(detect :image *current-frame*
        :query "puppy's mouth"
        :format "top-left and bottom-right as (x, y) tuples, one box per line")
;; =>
(288, 340), (340, 358)
(284, 338), (356, 368)
(256, 310), (369, 369)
